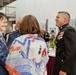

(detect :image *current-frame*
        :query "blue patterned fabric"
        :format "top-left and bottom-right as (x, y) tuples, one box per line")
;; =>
(6, 34), (48, 75)
(0, 33), (8, 63)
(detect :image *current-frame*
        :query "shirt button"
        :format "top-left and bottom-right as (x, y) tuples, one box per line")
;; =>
(61, 60), (63, 62)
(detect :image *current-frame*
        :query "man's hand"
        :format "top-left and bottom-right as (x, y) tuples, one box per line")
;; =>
(59, 70), (67, 75)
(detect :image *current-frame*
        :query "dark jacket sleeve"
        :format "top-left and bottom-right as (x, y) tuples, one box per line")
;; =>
(7, 34), (13, 48)
(7, 30), (20, 48)
(0, 39), (8, 63)
(61, 28), (76, 73)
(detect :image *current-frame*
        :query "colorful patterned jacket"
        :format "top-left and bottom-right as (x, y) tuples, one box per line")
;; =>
(6, 34), (48, 75)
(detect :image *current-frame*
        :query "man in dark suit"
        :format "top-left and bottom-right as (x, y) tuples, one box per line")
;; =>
(53, 11), (76, 75)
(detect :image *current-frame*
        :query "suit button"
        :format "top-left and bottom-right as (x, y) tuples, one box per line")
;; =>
(61, 60), (63, 62)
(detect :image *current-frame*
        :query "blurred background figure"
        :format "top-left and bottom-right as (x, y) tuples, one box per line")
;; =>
(50, 30), (56, 49)
(43, 32), (50, 53)
(15, 18), (22, 30)
(39, 30), (45, 38)
(7, 18), (23, 48)
(50, 30), (55, 42)
(46, 30), (56, 75)
(6, 15), (48, 75)
(44, 32), (50, 43)
(4, 26), (12, 43)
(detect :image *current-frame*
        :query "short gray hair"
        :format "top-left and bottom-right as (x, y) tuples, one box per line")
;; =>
(58, 11), (70, 21)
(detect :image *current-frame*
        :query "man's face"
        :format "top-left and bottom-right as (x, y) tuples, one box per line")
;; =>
(0, 17), (7, 32)
(55, 13), (65, 27)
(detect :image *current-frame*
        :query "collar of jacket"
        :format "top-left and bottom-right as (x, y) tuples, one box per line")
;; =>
(59, 23), (69, 31)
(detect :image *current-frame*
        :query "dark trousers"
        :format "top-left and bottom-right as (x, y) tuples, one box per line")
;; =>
(53, 56), (62, 75)
(0, 60), (9, 75)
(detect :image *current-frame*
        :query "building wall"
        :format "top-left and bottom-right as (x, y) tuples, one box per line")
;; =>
(16, 0), (76, 33)
(0, 1), (16, 31)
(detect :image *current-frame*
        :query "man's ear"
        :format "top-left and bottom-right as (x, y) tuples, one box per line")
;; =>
(64, 17), (67, 23)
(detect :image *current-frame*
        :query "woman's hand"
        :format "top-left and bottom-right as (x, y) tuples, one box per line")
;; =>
(59, 70), (67, 75)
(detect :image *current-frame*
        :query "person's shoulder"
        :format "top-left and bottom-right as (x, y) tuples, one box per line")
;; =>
(63, 25), (76, 36)
(63, 25), (75, 32)
(66, 25), (76, 31)
(66, 25), (72, 28)
(9, 30), (20, 36)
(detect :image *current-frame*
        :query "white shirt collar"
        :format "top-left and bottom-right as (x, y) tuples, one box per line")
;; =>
(0, 32), (2, 35)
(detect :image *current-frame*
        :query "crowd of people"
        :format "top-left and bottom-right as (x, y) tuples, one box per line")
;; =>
(0, 11), (76, 75)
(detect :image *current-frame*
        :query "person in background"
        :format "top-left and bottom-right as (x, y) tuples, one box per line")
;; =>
(50, 30), (55, 42)
(50, 30), (56, 49)
(6, 15), (48, 75)
(15, 18), (22, 30)
(4, 26), (12, 43)
(7, 18), (23, 48)
(0, 12), (9, 75)
(39, 30), (45, 38)
(44, 32), (50, 43)
(44, 31), (55, 75)
(43, 32), (50, 53)
(53, 11), (76, 75)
